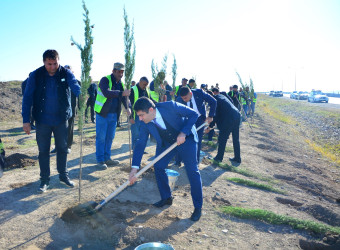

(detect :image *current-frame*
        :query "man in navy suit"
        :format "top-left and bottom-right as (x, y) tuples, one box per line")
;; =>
(206, 88), (241, 164)
(176, 86), (217, 162)
(129, 97), (203, 221)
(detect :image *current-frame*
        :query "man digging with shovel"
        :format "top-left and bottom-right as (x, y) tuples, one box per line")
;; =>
(129, 97), (203, 221)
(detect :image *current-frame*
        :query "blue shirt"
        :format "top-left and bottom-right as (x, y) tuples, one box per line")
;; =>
(22, 67), (81, 125)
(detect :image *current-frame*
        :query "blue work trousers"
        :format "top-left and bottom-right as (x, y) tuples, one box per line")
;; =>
(95, 113), (117, 163)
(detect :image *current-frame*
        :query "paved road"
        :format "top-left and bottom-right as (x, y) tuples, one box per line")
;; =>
(282, 94), (340, 109)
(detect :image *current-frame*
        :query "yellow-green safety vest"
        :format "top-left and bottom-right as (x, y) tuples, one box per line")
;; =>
(175, 85), (180, 96)
(132, 85), (150, 118)
(94, 75), (124, 113)
(231, 91), (241, 101)
(150, 90), (159, 102)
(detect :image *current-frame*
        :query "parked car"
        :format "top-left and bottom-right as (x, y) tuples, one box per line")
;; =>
(297, 91), (308, 100)
(290, 91), (298, 99)
(308, 90), (329, 103)
(269, 90), (275, 96)
(273, 91), (283, 97)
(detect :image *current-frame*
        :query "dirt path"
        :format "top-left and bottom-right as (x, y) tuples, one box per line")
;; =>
(0, 95), (340, 249)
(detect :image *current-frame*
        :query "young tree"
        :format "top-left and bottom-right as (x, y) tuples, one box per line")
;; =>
(151, 54), (168, 102)
(249, 77), (255, 100)
(123, 7), (136, 89)
(70, 0), (94, 202)
(235, 71), (248, 90)
(123, 7), (136, 167)
(171, 54), (177, 90)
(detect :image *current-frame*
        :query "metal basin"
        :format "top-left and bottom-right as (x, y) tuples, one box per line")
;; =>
(135, 242), (174, 250)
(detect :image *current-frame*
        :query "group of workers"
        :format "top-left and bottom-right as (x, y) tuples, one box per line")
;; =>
(20, 49), (257, 222)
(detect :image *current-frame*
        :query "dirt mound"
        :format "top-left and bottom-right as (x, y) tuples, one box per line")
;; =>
(5, 153), (37, 169)
(0, 81), (22, 121)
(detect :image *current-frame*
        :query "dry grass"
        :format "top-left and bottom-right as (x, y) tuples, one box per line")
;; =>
(305, 139), (340, 165)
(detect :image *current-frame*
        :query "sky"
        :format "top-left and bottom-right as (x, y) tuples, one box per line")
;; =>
(0, 0), (339, 92)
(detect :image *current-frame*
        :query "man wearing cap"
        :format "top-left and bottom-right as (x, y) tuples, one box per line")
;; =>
(174, 78), (188, 98)
(176, 86), (216, 163)
(94, 62), (131, 169)
(200, 84), (207, 91)
(22, 50), (81, 193)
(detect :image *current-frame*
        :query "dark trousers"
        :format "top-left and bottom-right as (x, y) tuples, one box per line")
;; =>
(208, 128), (215, 141)
(85, 99), (95, 122)
(215, 115), (241, 162)
(155, 136), (203, 209)
(67, 116), (75, 149)
(36, 121), (69, 181)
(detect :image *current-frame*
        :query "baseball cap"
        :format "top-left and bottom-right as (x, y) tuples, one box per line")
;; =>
(113, 62), (125, 70)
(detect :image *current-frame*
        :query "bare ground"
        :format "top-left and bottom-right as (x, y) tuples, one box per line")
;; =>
(0, 86), (340, 249)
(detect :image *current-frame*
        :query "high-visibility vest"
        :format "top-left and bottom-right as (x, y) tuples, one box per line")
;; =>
(242, 96), (247, 105)
(0, 141), (4, 154)
(231, 91), (241, 101)
(94, 75), (124, 113)
(253, 97), (257, 103)
(132, 85), (150, 118)
(150, 90), (159, 102)
(175, 85), (180, 96)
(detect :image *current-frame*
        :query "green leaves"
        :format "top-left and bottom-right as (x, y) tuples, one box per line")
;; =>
(124, 7), (136, 89)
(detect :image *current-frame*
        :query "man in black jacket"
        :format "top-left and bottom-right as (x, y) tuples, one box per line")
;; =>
(206, 88), (241, 164)
(22, 50), (81, 192)
(228, 84), (241, 110)
(85, 78), (97, 123)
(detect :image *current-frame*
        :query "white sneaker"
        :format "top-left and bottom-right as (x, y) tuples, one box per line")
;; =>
(97, 162), (108, 169)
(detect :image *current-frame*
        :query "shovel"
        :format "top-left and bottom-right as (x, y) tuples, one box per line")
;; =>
(73, 122), (208, 217)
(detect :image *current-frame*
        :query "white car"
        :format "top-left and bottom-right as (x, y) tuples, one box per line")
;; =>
(308, 90), (329, 103)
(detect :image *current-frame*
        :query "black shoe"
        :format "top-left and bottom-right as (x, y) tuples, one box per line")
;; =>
(172, 162), (181, 167)
(50, 148), (57, 154)
(153, 197), (173, 208)
(60, 177), (75, 188)
(38, 180), (49, 193)
(229, 157), (241, 164)
(212, 157), (222, 163)
(190, 208), (202, 221)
